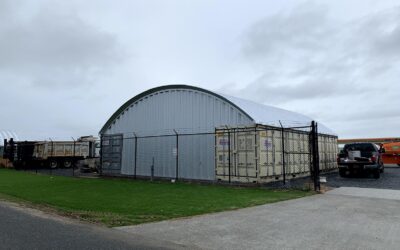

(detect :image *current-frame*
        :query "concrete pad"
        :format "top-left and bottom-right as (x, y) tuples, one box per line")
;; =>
(327, 187), (400, 201)
(117, 192), (400, 250)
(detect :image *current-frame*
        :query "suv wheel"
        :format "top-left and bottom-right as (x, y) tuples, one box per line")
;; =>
(373, 170), (380, 179)
(339, 169), (347, 177)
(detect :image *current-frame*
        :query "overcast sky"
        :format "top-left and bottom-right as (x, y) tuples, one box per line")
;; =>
(1, 0), (399, 140)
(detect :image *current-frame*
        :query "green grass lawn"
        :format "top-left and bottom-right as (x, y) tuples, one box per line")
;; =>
(0, 168), (312, 227)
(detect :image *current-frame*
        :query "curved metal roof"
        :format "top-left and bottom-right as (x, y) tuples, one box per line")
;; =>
(100, 84), (335, 135)
(99, 85), (253, 134)
(0, 130), (19, 145)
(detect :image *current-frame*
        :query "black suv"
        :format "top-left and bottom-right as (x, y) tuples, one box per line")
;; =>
(337, 143), (384, 179)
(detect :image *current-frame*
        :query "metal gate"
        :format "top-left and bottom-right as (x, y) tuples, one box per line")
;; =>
(283, 121), (320, 191)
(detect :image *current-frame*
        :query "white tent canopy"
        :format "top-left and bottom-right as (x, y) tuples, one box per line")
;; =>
(221, 93), (335, 135)
(0, 130), (19, 146)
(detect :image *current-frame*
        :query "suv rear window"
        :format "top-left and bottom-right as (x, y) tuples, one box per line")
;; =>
(344, 143), (376, 153)
(343, 143), (378, 157)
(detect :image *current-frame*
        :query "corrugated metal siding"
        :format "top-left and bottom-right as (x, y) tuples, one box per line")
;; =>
(178, 134), (215, 180)
(102, 89), (254, 180)
(134, 136), (176, 177)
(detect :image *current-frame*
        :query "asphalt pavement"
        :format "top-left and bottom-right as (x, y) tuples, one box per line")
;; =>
(0, 201), (192, 250)
(324, 164), (400, 190)
(118, 187), (400, 250)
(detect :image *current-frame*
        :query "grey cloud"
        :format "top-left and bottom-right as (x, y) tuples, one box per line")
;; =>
(358, 9), (400, 57)
(227, 3), (400, 106)
(0, 1), (123, 88)
(219, 73), (372, 105)
(242, 2), (332, 62)
(345, 108), (400, 122)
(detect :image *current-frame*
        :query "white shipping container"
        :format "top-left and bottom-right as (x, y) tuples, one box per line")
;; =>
(216, 125), (338, 183)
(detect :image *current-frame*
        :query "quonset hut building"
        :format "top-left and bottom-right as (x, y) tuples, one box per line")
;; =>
(99, 85), (337, 183)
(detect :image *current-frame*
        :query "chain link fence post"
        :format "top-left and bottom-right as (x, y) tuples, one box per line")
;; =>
(133, 132), (137, 179)
(311, 121), (320, 191)
(174, 130), (179, 181)
(151, 157), (154, 181)
(279, 121), (286, 185)
(227, 127), (231, 183)
(99, 135), (103, 176)
(71, 137), (76, 177)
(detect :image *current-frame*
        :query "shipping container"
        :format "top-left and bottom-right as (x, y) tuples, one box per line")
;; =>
(215, 125), (338, 184)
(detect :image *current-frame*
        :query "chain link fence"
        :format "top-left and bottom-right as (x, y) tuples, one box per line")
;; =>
(100, 122), (338, 191)
(1, 122), (337, 190)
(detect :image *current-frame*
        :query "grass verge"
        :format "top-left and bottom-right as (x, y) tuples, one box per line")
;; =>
(0, 168), (312, 227)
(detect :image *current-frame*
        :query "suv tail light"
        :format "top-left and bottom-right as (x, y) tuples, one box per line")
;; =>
(370, 156), (376, 163)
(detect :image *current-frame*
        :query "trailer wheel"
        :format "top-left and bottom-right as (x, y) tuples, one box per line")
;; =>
(49, 160), (58, 169)
(64, 160), (72, 168)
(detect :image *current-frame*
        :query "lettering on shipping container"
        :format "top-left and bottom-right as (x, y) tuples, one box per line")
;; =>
(219, 138), (229, 146)
(263, 139), (273, 149)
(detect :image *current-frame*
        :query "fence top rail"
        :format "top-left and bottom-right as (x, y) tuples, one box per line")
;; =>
(100, 122), (338, 140)
(283, 125), (312, 130)
(118, 131), (217, 140)
(102, 131), (338, 140)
